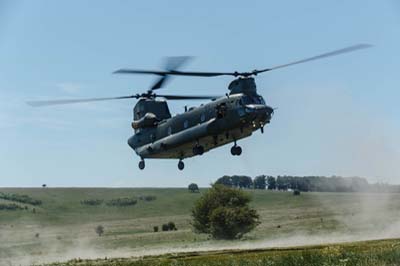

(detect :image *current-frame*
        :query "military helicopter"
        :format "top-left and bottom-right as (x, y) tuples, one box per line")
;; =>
(27, 44), (371, 170)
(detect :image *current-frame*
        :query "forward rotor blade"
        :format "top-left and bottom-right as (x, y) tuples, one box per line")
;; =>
(114, 69), (234, 77)
(156, 94), (220, 100)
(149, 56), (193, 91)
(254, 43), (372, 74)
(27, 95), (137, 107)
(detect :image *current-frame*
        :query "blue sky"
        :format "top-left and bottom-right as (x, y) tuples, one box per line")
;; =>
(1, 0), (399, 187)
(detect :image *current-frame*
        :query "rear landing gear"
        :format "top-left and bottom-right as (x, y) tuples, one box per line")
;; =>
(178, 160), (185, 170)
(231, 142), (242, 156)
(138, 159), (145, 170)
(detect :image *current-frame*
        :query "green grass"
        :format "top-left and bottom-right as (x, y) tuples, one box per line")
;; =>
(0, 188), (400, 265)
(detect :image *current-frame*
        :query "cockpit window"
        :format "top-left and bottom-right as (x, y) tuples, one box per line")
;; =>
(240, 95), (265, 105)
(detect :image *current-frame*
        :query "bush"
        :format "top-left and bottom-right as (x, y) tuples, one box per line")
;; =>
(192, 184), (260, 239)
(0, 203), (23, 211)
(167, 221), (177, 231)
(106, 197), (137, 207)
(188, 183), (199, 193)
(153, 226), (159, 232)
(161, 224), (169, 231)
(138, 195), (157, 201)
(95, 225), (104, 236)
(81, 199), (104, 206)
(0, 192), (42, 206)
(293, 190), (301, 196)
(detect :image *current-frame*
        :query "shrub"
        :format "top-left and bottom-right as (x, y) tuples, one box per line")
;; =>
(161, 224), (169, 231)
(192, 184), (260, 239)
(293, 190), (301, 196)
(138, 195), (157, 201)
(167, 221), (177, 231)
(0, 203), (23, 211)
(81, 199), (104, 206)
(95, 225), (104, 236)
(188, 183), (199, 193)
(0, 192), (42, 206)
(153, 226), (159, 232)
(106, 198), (137, 207)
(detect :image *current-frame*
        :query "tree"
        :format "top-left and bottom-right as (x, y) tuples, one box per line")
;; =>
(215, 175), (233, 187)
(216, 175), (253, 188)
(267, 176), (276, 190)
(237, 176), (253, 189)
(95, 225), (104, 236)
(253, 175), (266, 189)
(191, 184), (260, 239)
(276, 176), (288, 190)
(188, 183), (199, 193)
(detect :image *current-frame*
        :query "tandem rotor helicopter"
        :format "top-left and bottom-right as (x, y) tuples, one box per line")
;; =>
(28, 44), (371, 170)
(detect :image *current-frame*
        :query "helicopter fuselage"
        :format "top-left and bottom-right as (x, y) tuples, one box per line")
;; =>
(128, 93), (273, 160)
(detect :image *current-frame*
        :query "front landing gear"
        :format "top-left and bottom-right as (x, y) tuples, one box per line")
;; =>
(231, 141), (242, 156)
(178, 160), (185, 171)
(138, 159), (145, 170)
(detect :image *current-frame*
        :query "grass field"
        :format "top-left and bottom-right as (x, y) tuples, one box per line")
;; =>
(0, 188), (400, 265)
(43, 238), (400, 266)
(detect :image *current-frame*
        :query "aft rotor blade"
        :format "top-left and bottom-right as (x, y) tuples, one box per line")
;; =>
(27, 95), (138, 107)
(114, 44), (371, 78)
(164, 56), (192, 71)
(157, 94), (220, 100)
(254, 44), (372, 74)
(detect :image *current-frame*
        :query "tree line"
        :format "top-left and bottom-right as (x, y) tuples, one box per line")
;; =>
(215, 175), (400, 193)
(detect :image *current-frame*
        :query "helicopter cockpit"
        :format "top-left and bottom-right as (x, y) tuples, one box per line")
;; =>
(239, 95), (265, 106)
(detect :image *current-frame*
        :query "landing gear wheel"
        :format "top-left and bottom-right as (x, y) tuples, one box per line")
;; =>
(235, 146), (242, 156)
(231, 146), (242, 156)
(231, 146), (236, 156)
(138, 160), (145, 170)
(178, 160), (185, 170)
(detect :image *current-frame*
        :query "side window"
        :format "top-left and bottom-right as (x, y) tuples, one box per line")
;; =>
(183, 120), (189, 129)
(200, 113), (206, 123)
(167, 126), (172, 135)
(149, 133), (155, 142)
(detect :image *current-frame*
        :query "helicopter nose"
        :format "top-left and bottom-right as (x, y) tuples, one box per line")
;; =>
(245, 104), (268, 113)
(127, 135), (135, 149)
(245, 104), (274, 122)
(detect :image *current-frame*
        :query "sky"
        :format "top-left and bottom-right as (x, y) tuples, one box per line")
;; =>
(1, 0), (400, 187)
